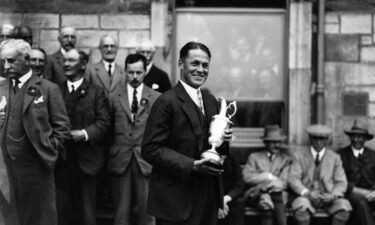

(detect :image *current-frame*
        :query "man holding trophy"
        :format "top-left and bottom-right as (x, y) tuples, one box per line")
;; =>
(142, 42), (234, 225)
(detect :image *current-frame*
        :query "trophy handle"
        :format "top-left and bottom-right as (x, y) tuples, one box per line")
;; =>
(226, 101), (237, 119)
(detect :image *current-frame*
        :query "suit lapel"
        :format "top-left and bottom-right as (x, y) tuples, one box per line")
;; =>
(23, 74), (42, 114)
(55, 51), (64, 67)
(96, 62), (110, 91)
(176, 82), (202, 136)
(110, 65), (122, 91)
(137, 86), (151, 116)
(118, 85), (132, 120)
(201, 89), (217, 120)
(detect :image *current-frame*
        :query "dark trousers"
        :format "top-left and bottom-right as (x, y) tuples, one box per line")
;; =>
(347, 192), (375, 225)
(2, 140), (57, 225)
(111, 156), (154, 225)
(217, 199), (244, 225)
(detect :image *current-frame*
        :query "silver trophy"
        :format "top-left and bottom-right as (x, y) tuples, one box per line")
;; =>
(201, 97), (237, 168)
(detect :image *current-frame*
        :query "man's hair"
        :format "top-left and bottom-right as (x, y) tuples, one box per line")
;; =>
(136, 39), (155, 52)
(31, 47), (47, 60)
(98, 34), (118, 48)
(179, 42), (211, 60)
(78, 50), (89, 65)
(0, 39), (31, 59)
(125, 53), (147, 71)
(59, 27), (76, 38)
(12, 26), (33, 40)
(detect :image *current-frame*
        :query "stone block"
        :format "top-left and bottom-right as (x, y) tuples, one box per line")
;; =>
(325, 13), (339, 23)
(151, 1), (168, 47)
(0, 12), (22, 26)
(325, 24), (339, 34)
(361, 35), (372, 45)
(339, 63), (375, 85)
(100, 14), (150, 29)
(119, 30), (150, 48)
(369, 103), (375, 117)
(341, 14), (372, 34)
(40, 41), (60, 55)
(115, 48), (129, 67)
(22, 13), (59, 28)
(76, 30), (118, 48)
(62, 14), (99, 29)
(40, 30), (59, 41)
(361, 47), (375, 62)
(325, 34), (359, 62)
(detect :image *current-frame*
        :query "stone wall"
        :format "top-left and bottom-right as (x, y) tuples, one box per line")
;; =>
(324, 12), (375, 149)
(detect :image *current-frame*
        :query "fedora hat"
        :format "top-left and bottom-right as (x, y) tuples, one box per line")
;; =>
(261, 125), (287, 141)
(306, 124), (332, 138)
(345, 119), (373, 140)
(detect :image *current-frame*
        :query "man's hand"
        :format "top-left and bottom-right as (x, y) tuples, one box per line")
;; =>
(320, 193), (336, 204)
(0, 111), (5, 128)
(70, 130), (86, 142)
(366, 191), (375, 202)
(223, 128), (234, 143)
(193, 158), (223, 176)
(307, 191), (323, 207)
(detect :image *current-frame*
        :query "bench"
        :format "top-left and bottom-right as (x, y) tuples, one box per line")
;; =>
(244, 207), (329, 218)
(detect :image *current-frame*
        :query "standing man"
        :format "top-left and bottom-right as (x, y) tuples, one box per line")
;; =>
(59, 48), (110, 225)
(46, 27), (77, 84)
(338, 119), (375, 225)
(0, 39), (70, 225)
(86, 34), (125, 96)
(108, 53), (160, 225)
(289, 124), (352, 225)
(30, 47), (47, 78)
(142, 42), (233, 225)
(136, 39), (171, 93)
(12, 26), (33, 46)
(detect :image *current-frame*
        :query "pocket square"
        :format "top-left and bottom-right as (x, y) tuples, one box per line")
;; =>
(152, 83), (159, 90)
(34, 95), (44, 104)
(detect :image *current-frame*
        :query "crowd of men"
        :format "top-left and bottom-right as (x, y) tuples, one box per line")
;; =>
(0, 23), (375, 225)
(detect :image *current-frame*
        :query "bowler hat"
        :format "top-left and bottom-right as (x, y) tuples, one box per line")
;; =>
(261, 125), (287, 141)
(344, 119), (373, 140)
(306, 124), (332, 138)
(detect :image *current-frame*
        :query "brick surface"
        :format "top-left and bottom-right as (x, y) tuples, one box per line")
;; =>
(361, 35), (373, 45)
(76, 30), (118, 48)
(338, 63), (375, 85)
(325, 24), (339, 34)
(40, 29), (59, 41)
(22, 13), (59, 28)
(341, 14), (372, 34)
(325, 34), (359, 62)
(119, 30), (150, 48)
(100, 14), (150, 29)
(0, 12), (22, 26)
(361, 47), (375, 62)
(62, 14), (99, 29)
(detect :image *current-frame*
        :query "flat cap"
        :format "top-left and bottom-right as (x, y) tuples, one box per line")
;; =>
(306, 124), (332, 138)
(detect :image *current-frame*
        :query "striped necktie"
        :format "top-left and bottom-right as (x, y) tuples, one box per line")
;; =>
(197, 89), (205, 115)
(131, 88), (138, 120)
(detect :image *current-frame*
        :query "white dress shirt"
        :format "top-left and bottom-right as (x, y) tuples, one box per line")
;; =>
(103, 60), (115, 75)
(127, 83), (144, 108)
(310, 147), (326, 162)
(15, 70), (33, 88)
(180, 80), (203, 108)
(352, 147), (364, 158)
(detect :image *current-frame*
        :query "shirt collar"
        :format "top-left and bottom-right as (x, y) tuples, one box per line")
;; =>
(67, 77), (84, 92)
(146, 62), (153, 75)
(352, 147), (364, 157)
(127, 83), (144, 94)
(103, 60), (115, 73)
(310, 147), (326, 160)
(60, 48), (67, 56)
(16, 70), (33, 88)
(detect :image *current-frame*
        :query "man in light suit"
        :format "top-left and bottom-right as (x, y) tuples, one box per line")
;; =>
(58, 49), (110, 225)
(243, 125), (292, 225)
(289, 124), (352, 225)
(86, 34), (125, 96)
(108, 53), (160, 225)
(142, 42), (233, 225)
(0, 39), (70, 225)
(338, 119), (375, 225)
(46, 27), (77, 84)
(136, 39), (171, 93)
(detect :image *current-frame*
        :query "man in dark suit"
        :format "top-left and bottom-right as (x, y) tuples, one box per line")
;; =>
(142, 42), (233, 225)
(0, 39), (70, 225)
(86, 34), (125, 96)
(136, 39), (171, 93)
(46, 27), (77, 84)
(338, 119), (375, 225)
(58, 48), (110, 225)
(108, 53), (160, 225)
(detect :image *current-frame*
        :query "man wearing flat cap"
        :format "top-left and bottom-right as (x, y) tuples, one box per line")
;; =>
(243, 125), (292, 225)
(338, 119), (375, 225)
(289, 124), (352, 225)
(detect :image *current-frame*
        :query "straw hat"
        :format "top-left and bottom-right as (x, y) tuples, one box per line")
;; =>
(261, 125), (287, 141)
(306, 124), (332, 138)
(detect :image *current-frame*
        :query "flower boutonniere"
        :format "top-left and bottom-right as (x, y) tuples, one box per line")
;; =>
(27, 86), (41, 98)
(78, 87), (88, 98)
(140, 98), (148, 107)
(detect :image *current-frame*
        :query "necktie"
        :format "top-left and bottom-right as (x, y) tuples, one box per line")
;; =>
(315, 152), (320, 166)
(197, 89), (205, 115)
(131, 88), (138, 120)
(269, 153), (274, 162)
(71, 84), (75, 93)
(12, 79), (20, 94)
(108, 64), (112, 77)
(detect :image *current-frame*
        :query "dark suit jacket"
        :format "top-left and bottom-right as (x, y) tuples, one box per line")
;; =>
(107, 84), (160, 175)
(0, 74), (70, 169)
(338, 146), (375, 194)
(142, 82), (228, 222)
(86, 61), (125, 96)
(143, 65), (171, 93)
(46, 50), (67, 84)
(223, 154), (244, 202)
(59, 79), (110, 176)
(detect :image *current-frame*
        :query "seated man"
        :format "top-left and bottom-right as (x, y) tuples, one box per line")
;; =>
(338, 119), (375, 225)
(243, 125), (292, 225)
(289, 124), (352, 225)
